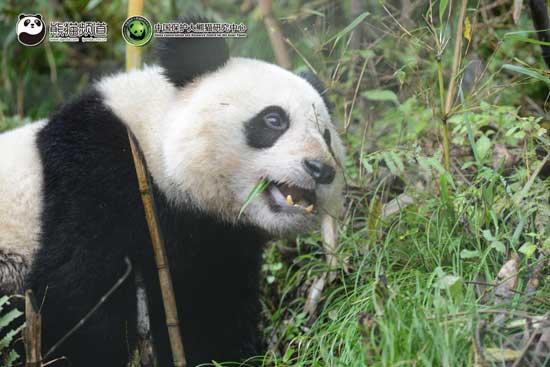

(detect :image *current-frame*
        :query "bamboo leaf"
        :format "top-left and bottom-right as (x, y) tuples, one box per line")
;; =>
(439, 0), (449, 25)
(503, 64), (550, 84)
(504, 32), (550, 46)
(238, 179), (270, 219)
(324, 12), (369, 45)
(362, 89), (399, 105)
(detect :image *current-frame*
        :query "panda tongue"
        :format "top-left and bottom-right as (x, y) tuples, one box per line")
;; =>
(267, 184), (299, 211)
(268, 183), (313, 213)
(268, 184), (291, 207)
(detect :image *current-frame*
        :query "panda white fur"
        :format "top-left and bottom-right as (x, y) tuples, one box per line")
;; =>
(0, 17), (344, 367)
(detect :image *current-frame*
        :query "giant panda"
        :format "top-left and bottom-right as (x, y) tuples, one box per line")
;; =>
(0, 17), (345, 367)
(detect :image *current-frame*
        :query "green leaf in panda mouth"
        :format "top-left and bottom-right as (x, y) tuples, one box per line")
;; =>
(237, 178), (270, 220)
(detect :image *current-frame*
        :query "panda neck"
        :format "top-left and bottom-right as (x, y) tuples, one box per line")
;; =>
(97, 65), (177, 194)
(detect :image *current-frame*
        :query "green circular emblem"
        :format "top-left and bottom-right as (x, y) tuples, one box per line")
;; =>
(122, 16), (152, 47)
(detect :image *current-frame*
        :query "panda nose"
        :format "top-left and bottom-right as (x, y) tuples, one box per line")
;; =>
(302, 159), (335, 184)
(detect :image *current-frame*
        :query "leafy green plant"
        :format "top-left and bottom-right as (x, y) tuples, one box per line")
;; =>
(0, 296), (23, 367)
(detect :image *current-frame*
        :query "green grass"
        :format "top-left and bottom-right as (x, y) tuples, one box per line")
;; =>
(259, 148), (549, 366)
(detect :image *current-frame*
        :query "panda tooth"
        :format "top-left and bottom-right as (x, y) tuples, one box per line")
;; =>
(305, 204), (314, 213)
(286, 195), (294, 205)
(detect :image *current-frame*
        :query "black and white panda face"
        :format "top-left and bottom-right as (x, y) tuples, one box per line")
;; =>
(16, 14), (46, 47)
(17, 14), (43, 35)
(161, 58), (345, 235)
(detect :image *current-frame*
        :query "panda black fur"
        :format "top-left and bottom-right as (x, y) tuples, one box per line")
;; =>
(0, 17), (345, 367)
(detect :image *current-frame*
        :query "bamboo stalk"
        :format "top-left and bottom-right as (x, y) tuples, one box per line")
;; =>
(23, 290), (42, 367)
(437, 59), (450, 172)
(258, 0), (291, 69)
(439, 0), (468, 172)
(126, 1), (187, 366)
(444, 0), (468, 116)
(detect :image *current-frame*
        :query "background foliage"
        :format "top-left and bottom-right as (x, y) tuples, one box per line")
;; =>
(0, 0), (548, 366)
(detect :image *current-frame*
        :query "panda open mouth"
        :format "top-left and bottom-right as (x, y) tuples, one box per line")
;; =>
(265, 181), (316, 214)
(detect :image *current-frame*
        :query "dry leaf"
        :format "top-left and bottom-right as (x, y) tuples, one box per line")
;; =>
(485, 347), (522, 361)
(492, 143), (517, 170)
(534, 325), (550, 358)
(463, 16), (472, 41)
(494, 254), (519, 324)
(495, 254), (519, 300)
(381, 193), (414, 218)
(304, 275), (326, 317)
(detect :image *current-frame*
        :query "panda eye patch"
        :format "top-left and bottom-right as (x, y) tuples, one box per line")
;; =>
(245, 106), (289, 149)
(24, 19), (30, 26)
(35, 20), (41, 26)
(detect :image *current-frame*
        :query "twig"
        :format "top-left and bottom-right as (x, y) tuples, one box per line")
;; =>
(344, 56), (368, 132)
(474, 320), (486, 366)
(23, 290), (41, 367)
(465, 281), (550, 307)
(259, 0), (291, 69)
(357, 313), (376, 365)
(44, 257), (133, 359)
(284, 38), (316, 73)
(426, 308), (536, 321)
(515, 153), (550, 205)
(511, 322), (541, 367)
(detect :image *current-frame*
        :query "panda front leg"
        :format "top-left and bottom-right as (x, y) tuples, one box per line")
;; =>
(176, 245), (264, 366)
(26, 251), (137, 367)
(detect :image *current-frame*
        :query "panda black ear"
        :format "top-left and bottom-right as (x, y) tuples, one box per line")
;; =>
(35, 14), (42, 19)
(298, 70), (332, 112)
(19, 14), (26, 20)
(155, 16), (230, 87)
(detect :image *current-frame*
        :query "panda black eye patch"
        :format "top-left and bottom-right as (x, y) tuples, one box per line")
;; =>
(244, 106), (290, 149)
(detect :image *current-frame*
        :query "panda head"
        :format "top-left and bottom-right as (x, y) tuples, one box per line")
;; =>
(16, 14), (46, 47)
(155, 19), (345, 236)
(17, 14), (43, 35)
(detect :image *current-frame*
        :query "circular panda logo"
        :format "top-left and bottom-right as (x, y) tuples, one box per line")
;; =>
(122, 16), (152, 47)
(16, 14), (46, 47)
